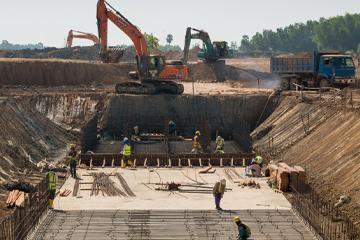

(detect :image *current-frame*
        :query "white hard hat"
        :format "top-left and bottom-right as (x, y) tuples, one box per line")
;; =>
(124, 137), (128, 142)
(49, 164), (55, 170)
(217, 136), (221, 139)
(221, 179), (226, 185)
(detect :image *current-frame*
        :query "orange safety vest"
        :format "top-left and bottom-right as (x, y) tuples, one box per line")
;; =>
(253, 164), (261, 175)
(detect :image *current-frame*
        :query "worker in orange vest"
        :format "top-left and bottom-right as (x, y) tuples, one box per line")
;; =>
(191, 131), (201, 153)
(246, 159), (262, 177)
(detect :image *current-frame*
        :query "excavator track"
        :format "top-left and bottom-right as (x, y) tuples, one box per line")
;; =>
(152, 81), (184, 94)
(115, 82), (156, 94)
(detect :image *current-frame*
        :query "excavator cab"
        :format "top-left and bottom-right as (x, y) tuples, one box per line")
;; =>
(137, 55), (166, 78)
(212, 41), (228, 57)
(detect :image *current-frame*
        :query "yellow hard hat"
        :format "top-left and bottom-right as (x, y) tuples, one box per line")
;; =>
(169, 120), (173, 124)
(195, 131), (201, 135)
(234, 217), (241, 223)
(70, 144), (74, 148)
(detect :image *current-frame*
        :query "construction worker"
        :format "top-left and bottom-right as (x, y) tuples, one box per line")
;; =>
(255, 156), (263, 168)
(246, 159), (262, 177)
(213, 179), (226, 210)
(215, 136), (224, 151)
(121, 137), (133, 168)
(68, 144), (77, 178)
(168, 120), (177, 136)
(132, 126), (140, 141)
(234, 217), (251, 239)
(191, 131), (201, 153)
(46, 164), (58, 209)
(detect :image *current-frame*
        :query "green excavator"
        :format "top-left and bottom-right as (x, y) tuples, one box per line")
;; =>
(182, 27), (233, 64)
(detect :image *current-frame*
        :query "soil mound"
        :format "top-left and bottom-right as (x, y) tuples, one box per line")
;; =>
(164, 47), (200, 62)
(0, 59), (137, 86)
(293, 52), (312, 57)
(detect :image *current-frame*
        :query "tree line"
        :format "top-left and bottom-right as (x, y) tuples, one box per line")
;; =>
(0, 40), (45, 50)
(238, 13), (360, 55)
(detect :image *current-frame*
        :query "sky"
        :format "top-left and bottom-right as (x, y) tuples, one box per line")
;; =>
(1, 0), (360, 49)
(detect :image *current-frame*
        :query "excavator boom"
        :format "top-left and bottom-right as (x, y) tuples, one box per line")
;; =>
(96, 0), (187, 94)
(66, 30), (100, 49)
(97, 0), (148, 59)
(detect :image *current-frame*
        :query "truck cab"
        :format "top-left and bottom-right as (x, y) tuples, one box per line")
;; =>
(318, 55), (356, 87)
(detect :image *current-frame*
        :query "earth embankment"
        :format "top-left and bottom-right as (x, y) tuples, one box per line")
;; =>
(252, 93), (360, 227)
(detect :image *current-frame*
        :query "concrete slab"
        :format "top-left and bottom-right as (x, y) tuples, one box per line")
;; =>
(54, 167), (291, 211)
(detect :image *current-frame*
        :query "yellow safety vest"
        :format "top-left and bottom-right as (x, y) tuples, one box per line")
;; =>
(215, 182), (225, 194)
(124, 145), (131, 156)
(48, 172), (56, 190)
(194, 136), (199, 148)
(216, 139), (224, 147)
(69, 150), (76, 164)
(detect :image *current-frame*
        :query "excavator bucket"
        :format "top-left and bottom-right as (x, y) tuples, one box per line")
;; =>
(99, 47), (125, 63)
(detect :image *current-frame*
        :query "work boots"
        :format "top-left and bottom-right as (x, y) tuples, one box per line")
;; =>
(49, 199), (54, 209)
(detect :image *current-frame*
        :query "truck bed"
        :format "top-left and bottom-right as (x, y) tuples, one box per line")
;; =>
(270, 57), (314, 74)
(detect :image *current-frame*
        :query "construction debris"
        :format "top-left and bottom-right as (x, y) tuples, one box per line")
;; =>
(59, 189), (72, 197)
(238, 179), (260, 189)
(2, 181), (34, 192)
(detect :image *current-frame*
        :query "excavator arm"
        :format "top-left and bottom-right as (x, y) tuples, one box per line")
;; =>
(66, 30), (100, 49)
(182, 27), (213, 65)
(96, 0), (148, 60)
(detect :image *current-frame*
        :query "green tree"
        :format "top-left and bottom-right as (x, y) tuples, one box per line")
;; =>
(143, 32), (159, 50)
(357, 43), (360, 55)
(239, 35), (252, 52)
(166, 34), (173, 45)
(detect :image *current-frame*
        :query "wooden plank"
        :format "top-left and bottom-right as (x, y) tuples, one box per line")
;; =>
(199, 166), (212, 174)
(207, 168), (216, 173)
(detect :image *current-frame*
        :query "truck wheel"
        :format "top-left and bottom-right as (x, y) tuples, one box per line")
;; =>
(290, 78), (300, 91)
(319, 79), (329, 91)
(280, 79), (290, 90)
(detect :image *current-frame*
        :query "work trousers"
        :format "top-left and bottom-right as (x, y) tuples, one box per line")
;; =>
(70, 162), (76, 178)
(215, 193), (222, 207)
(49, 189), (56, 200)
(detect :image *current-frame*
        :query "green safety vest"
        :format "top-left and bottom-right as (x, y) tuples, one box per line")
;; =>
(216, 139), (224, 147)
(48, 172), (56, 190)
(124, 145), (131, 156)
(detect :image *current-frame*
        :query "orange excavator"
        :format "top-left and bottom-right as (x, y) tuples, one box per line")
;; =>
(96, 0), (187, 94)
(66, 30), (100, 49)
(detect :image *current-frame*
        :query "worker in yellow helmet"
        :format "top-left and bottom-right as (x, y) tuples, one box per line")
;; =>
(255, 155), (263, 168)
(234, 217), (251, 239)
(132, 126), (140, 141)
(168, 120), (177, 136)
(191, 131), (201, 153)
(68, 144), (77, 178)
(46, 164), (58, 209)
(121, 137), (133, 168)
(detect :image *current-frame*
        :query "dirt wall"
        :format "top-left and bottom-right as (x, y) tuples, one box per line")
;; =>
(104, 94), (269, 138)
(0, 97), (75, 180)
(0, 59), (137, 86)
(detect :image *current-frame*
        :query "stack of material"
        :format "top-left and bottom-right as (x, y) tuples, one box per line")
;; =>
(277, 167), (290, 191)
(268, 165), (278, 180)
(285, 166), (298, 189)
(294, 166), (306, 182)
(238, 178), (260, 188)
(199, 166), (216, 174)
(6, 190), (25, 208)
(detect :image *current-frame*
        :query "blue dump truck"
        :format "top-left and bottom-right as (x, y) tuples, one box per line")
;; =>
(270, 50), (356, 90)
